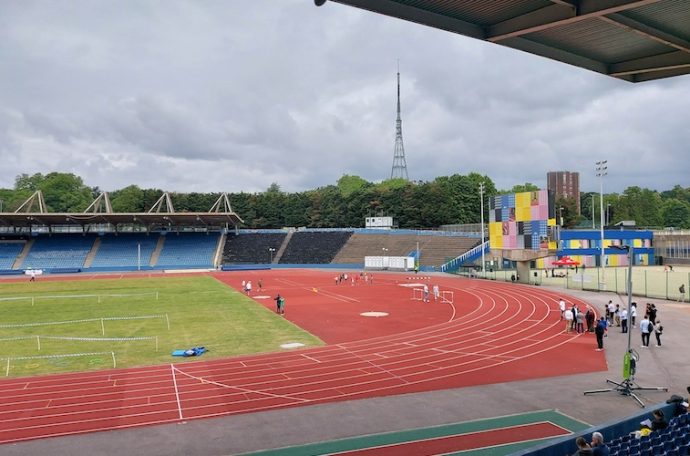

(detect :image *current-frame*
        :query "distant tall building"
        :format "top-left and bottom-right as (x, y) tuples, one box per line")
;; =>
(547, 171), (580, 215)
(390, 67), (409, 180)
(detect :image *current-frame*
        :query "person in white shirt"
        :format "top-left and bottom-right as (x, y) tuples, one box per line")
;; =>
(640, 314), (652, 347)
(559, 298), (566, 320)
(620, 308), (629, 333)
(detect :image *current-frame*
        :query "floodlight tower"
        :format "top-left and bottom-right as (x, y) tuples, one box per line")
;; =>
(390, 64), (409, 180)
(596, 160), (607, 275)
(479, 182), (486, 276)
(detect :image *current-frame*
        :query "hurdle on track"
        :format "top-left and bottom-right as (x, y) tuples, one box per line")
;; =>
(1, 352), (116, 377)
(441, 290), (454, 304)
(412, 288), (424, 301)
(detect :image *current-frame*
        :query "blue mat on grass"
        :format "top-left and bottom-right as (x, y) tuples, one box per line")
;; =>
(172, 346), (207, 357)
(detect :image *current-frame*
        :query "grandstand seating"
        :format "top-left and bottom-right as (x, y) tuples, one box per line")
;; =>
(0, 242), (24, 269)
(21, 235), (95, 270)
(279, 231), (353, 264)
(222, 232), (287, 264)
(606, 415), (690, 456)
(155, 233), (219, 268)
(89, 234), (158, 269)
(333, 233), (478, 268)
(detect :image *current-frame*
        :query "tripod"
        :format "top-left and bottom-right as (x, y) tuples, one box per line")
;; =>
(584, 349), (668, 407)
(584, 246), (667, 407)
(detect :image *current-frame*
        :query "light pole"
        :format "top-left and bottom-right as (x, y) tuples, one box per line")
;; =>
(591, 194), (595, 229)
(584, 244), (668, 406)
(596, 160), (607, 274)
(606, 203), (611, 226)
(268, 248), (276, 264)
(479, 182), (485, 276)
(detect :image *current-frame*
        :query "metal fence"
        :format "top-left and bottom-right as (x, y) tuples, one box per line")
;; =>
(455, 266), (689, 301)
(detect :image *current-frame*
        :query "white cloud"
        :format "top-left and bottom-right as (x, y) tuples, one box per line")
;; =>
(0, 0), (688, 194)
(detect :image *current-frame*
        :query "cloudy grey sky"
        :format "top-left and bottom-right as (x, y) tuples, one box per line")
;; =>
(1, 0), (689, 195)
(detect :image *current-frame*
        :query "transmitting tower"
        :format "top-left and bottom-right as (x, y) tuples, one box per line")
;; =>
(390, 66), (409, 180)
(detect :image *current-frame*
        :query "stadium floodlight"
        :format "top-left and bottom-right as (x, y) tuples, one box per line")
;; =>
(268, 248), (276, 264)
(595, 160), (607, 276)
(479, 182), (485, 276)
(584, 245), (667, 406)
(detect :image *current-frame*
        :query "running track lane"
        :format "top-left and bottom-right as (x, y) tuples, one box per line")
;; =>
(0, 279), (605, 444)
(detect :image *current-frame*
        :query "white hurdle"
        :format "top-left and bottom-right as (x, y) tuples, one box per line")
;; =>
(441, 290), (454, 305)
(412, 288), (424, 301)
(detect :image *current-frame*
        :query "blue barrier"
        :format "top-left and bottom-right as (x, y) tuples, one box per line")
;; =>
(0, 269), (24, 276)
(45, 268), (82, 274)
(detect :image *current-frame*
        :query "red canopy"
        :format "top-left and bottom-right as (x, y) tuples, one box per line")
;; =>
(553, 256), (580, 266)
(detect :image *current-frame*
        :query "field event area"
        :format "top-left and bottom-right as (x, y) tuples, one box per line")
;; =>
(0, 276), (322, 377)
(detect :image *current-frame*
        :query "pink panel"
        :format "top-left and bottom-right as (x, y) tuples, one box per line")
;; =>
(531, 206), (540, 220)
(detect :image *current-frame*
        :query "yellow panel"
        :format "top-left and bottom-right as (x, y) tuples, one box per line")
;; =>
(548, 241), (557, 250)
(516, 207), (531, 222)
(516, 192), (530, 208)
(608, 255), (618, 266)
(489, 222), (502, 237)
(490, 235), (503, 249)
(547, 218), (556, 226)
(633, 239), (642, 247)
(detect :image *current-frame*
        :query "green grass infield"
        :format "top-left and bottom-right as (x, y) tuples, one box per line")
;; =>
(0, 276), (323, 378)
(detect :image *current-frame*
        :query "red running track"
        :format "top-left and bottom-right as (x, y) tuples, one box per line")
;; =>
(0, 271), (606, 444)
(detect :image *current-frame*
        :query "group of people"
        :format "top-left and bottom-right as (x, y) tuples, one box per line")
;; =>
(334, 272), (374, 286)
(572, 407), (676, 454)
(420, 283), (441, 302)
(559, 298), (665, 351)
(240, 279), (263, 294)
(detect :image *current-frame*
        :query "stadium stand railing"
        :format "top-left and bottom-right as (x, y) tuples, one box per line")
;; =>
(440, 240), (488, 272)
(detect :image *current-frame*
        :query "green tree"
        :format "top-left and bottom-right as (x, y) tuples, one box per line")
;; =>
(661, 199), (690, 229)
(111, 185), (145, 212)
(336, 175), (370, 197)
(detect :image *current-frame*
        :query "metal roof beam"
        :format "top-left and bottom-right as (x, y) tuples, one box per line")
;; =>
(502, 36), (609, 75)
(488, 0), (662, 42)
(608, 50), (690, 76)
(600, 13), (690, 54)
(330, 0), (484, 39)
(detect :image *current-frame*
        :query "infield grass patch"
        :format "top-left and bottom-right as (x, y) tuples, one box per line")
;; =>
(0, 276), (323, 377)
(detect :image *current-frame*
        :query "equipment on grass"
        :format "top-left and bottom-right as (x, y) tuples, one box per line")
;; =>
(412, 288), (424, 301)
(441, 290), (454, 305)
(172, 346), (207, 357)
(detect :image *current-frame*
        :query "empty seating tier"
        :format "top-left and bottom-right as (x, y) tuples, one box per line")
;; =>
(279, 231), (353, 264)
(222, 233), (287, 264)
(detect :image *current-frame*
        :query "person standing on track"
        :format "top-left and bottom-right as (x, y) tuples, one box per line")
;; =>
(423, 284), (430, 303)
(432, 284), (440, 302)
(559, 298), (566, 320)
(640, 314), (652, 347)
(274, 294), (282, 314)
(620, 307), (628, 333)
(654, 320), (663, 347)
(595, 317), (606, 351)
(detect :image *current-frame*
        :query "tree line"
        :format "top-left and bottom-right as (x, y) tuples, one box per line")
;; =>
(1, 172), (688, 229)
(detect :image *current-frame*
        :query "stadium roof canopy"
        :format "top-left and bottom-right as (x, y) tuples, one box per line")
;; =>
(0, 191), (243, 230)
(319, 0), (690, 82)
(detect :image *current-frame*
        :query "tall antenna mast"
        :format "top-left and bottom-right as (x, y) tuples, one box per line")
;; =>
(390, 61), (409, 180)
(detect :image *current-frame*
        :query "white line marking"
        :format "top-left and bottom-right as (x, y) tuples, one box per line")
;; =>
(170, 364), (183, 420)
